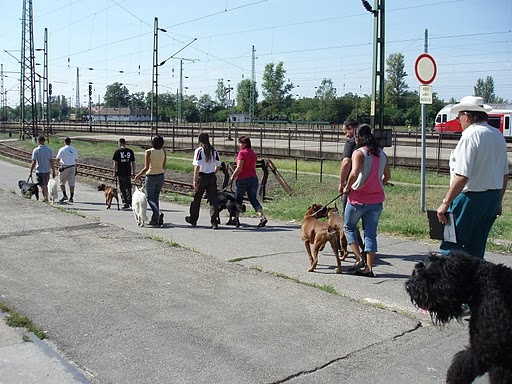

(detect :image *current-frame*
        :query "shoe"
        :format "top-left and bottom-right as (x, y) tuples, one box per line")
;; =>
(42, 198), (48, 203)
(257, 218), (268, 227)
(123, 203), (130, 209)
(148, 220), (157, 226)
(69, 198), (74, 203)
(355, 269), (375, 278)
(59, 196), (68, 203)
(348, 260), (366, 272)
(235, 217), (240, 228)
(185, 216), (196, 227)
(211, 223), (219, 230)
(158, 213), (164, 226)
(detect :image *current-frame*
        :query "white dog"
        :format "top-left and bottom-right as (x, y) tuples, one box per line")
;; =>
(132, 186), (148, 227)
(48, 178), (58, 204)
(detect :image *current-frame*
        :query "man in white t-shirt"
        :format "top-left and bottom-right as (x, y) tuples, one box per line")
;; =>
(56, 137), (78, 203)
(436, 96), (509, 258)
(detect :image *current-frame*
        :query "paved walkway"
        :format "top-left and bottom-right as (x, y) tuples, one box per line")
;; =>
(1, 158), (507, 383)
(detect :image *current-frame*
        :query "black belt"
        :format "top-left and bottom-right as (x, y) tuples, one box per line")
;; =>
(61, 165), (76, 170)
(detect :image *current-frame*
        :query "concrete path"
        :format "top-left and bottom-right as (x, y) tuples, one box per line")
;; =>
(1, 158), (505, 383)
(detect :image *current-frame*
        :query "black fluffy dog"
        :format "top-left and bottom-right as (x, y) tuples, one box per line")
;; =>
(18, 179), (39, 200)
(214, 190), (246, 227)
(405, 251), (512, 384)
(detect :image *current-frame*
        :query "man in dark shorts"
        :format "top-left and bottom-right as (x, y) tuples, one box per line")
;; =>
(30, 135), (56, 202)
(113, 138), (136, 209)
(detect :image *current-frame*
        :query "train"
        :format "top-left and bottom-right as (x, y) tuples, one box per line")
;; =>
(434, 104), (512, 136)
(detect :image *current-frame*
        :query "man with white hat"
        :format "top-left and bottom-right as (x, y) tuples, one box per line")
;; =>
(436, 96), (509, 258)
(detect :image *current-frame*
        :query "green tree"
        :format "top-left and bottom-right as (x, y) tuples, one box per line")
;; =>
(130, 91), (147, 110)
(315, 78), (337, 121)
(236, 79), (258, 115)
(197, 94), (218, 123)
(385, 53), (408, 109)
(474, 76), (496, 103)
(260, 62), (294, 119)
(215, 79), (228, 107)
(104, 82), (130, 108)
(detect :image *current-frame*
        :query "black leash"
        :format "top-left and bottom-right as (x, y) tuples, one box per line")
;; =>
(310, 193), (344, 217)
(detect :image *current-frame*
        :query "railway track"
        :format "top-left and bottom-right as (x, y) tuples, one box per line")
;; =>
(0, 142), (195, 195)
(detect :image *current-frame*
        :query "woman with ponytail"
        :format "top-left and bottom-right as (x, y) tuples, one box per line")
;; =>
(186, 132), (222, 229)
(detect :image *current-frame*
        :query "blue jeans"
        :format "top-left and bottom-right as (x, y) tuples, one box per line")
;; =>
(145, 173), (164, 223)
(234, 176), (262, 211)
(343, 202), (383, 252)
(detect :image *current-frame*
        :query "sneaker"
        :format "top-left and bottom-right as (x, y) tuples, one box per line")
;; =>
(69, 198), (74, 203)
(211, 223), (219, 230)
(185, 216), (197, 227)
(59, 196), (68, 203)
(158, 213), (164, 226)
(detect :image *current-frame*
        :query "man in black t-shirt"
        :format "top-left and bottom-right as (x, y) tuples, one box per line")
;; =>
(113, 138), (136, 209)
(338, 119), (359, 212)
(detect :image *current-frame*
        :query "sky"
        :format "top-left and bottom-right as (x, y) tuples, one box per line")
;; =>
(1, 0), (511, 108)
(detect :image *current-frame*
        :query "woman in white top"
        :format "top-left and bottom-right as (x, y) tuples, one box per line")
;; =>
(185, 132), (222, 229)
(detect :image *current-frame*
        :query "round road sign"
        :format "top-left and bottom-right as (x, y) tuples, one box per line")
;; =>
(414, 53), (437, 85)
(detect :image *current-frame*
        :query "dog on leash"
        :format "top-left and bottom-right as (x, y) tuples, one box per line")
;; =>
(327, 205), (364, 261)
(300, 204), (342, 274)
(132, 186), (148, 227)
(405, 251), (512, 383)
(215, 190), (246, 227)
(48, 178), (58, 204)
(18, 179), (39, 200)
(97, 183), (120, 210)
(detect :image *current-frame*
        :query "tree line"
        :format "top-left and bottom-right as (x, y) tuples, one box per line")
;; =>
(2, 53), (507, 127)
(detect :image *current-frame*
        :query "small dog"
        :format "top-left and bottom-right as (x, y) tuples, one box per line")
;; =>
(48, 178), (58, 204)
(327, 205), (364, 261)
(300, 204), (341, 274)
(18, 179), (39, 200)
(132, 186), (148, 227)
(97, 184), (120, 210)
(405, 251), (512, 383)
(215, 190), (246, 227)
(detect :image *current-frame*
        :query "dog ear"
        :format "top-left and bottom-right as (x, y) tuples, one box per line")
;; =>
(413, 261), (425, 274)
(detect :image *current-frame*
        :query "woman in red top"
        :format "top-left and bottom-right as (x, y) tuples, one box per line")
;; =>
(230, 136), (268, 227)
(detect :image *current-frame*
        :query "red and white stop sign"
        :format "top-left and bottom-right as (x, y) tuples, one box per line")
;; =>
(415, 53), (437, 85)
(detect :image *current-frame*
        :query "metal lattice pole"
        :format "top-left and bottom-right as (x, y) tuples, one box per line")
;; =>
(20, 0), (37, 140)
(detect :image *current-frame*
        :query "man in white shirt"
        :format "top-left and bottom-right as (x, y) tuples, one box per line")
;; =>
(56, 137), (78, 203)
(436, 96), (509, 258)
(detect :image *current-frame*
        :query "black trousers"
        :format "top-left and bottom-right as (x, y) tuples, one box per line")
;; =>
(189, 172), (219, 225)
(118, 175), (132, 206)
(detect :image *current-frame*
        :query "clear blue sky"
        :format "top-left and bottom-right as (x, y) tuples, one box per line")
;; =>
(1, 0), (511, 108)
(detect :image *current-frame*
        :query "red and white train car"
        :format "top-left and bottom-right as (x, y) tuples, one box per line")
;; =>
(435, 104), (512, 137)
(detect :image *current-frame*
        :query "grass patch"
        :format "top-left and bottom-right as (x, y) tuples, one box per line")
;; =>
(0, 303), (46, 339)
(269, 271), (340, 295)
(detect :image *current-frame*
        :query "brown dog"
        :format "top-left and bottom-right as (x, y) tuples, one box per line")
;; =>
(327, 205), (364, 261)
(300, 204), (341, 274)
(98, 184), (120, 210)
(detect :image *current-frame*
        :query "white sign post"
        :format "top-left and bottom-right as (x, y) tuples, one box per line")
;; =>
(415, 53), (437, 212)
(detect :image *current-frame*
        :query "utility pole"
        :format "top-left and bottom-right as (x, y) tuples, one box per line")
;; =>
(362, 0), (390, 147)
(20, 0), (37, 140)
(249, 45), (256, 122)
(75, 67), (80, 109)
(42, 28), (49, 136)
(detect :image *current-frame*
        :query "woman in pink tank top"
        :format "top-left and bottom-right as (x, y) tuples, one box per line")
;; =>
(342, 125), (391, 277)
